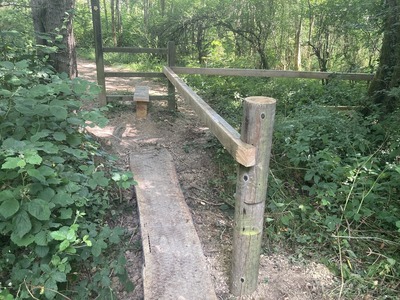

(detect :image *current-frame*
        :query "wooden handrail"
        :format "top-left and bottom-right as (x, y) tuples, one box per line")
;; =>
(163, 66), (256, 167)
(172, 67), (374, 81)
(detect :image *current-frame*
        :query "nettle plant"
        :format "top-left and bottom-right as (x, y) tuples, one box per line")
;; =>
(269, 105), (400, 292)
(0, 33), (135, 299)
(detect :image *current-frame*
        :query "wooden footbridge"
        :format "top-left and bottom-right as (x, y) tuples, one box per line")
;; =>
(90, 1), (374, 298)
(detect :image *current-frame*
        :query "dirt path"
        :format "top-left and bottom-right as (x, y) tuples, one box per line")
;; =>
(78, 59), (337, 300)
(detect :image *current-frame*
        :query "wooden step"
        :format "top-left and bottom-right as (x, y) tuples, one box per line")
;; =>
(134, 86), (150, 119)
(130, 148), (217, 300)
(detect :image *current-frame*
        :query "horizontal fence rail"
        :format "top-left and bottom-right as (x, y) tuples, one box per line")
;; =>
(103, 47), (168, 54)
(163, 66), (256, 167)
(172, 67), (374, 81)
(103, 71), (165, 78)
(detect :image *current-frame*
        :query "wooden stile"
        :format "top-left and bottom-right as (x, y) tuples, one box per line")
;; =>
(134, 86), (150, 119)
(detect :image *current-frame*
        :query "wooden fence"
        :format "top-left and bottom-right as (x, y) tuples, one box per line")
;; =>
(172, 66), (374, 81)
(161, 66), (373, 295)
(91, 0), (176, 108)
(90, 1), (374, 296)
(164, 66), (277, 295)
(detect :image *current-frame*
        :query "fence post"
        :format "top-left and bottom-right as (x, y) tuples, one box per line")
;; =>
(167, 41), (176, 110)
(230, 96), (276, 296)
(91, 0), (106, 106)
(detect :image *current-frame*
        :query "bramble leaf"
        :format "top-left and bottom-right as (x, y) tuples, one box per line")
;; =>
(2, 157), (24, 169)
(50, 231), (67, 241)
(0, 198), (20, 219)
(24, 149), (42, 165)
(27, 169), (46, 183)
(53, 132), (66, 141)
(50, 106), (68, 120)
(44, 278), (57, 299)
(59, 240), (70, 251)
(13, 210), (32, 238)
(35, 230), (48, 246)
(35, 245), (50, 257)
(11, 233), (35, 246)
(27, 199), (51, 221)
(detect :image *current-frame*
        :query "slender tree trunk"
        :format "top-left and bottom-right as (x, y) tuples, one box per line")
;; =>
(103, 0), (109, 35)
(257, 43), (269, 69)
(197, 24), (205, 65)
(143, 0), (149, 30)
(294, 14), (302, 70)
(111, 0), (117, 46)
(368, 0), (400, 113)
(30, 0), (77, 78)
(306, 0), (314, 70)
(160, 0), (165, 17)
(116, 0), (122, 46)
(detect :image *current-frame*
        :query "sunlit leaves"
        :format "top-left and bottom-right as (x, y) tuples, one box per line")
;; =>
(0, 25), (135, 300)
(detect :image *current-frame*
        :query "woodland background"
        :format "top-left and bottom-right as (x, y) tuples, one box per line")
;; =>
(0, 0), (399, 299)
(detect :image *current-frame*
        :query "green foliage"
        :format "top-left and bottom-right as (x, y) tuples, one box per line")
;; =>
(0, 32), (135, 299)
(187, 73), (400, 297)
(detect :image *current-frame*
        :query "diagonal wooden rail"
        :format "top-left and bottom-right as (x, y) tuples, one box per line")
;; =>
(163, 66), (256, 167)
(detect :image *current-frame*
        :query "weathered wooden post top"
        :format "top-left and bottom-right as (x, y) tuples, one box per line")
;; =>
(230, 96), (276, 296)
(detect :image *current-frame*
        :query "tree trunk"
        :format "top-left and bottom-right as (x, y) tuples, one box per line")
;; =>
(103, 0), (109, 35)
(143, 0), (149, 30)
(30, 0), (77, 78)
(197, 23), (206, 65)
(294, 14), (302, 71)
(256, 43), (269, 69)
(368, 0), (400, 113)
(116, 0), (122, 46)
(160, 0), (165, 17)
(111, 0), (117, 46)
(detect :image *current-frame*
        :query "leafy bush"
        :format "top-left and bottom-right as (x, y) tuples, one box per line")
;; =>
(186, 74), (400, 297)
(0, 32), (135, 299)
(268, 105), (400, 297)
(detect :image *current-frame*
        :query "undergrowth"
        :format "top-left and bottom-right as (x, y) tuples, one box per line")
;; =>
(0, 31), (136, 299)
(77, 33), (400, 299)
(185, 74), (400, 298)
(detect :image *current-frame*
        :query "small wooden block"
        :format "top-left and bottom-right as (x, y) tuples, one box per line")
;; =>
(135, 102), (147, 119)
(134, 86), (150, 119)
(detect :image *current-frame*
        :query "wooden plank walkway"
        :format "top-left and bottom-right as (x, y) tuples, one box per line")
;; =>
(130, 148), (217, 300)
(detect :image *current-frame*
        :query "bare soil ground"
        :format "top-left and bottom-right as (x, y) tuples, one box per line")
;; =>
(79, 59), (338, 300)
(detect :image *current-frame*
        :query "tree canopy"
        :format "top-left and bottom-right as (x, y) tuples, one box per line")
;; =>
(1, 0), (400, 299)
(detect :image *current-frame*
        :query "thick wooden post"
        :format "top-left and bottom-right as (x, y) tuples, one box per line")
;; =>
(91, 0), (106, 106)
(230, 96), (276, 296)
(167, 41), (176, 110)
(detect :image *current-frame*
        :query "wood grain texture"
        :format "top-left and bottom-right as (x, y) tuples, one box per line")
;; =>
(163, 66), (256, 167)
(130, 149), (217, 300)
(231, 97), (277, 296)
(134, 86), (150, 119)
